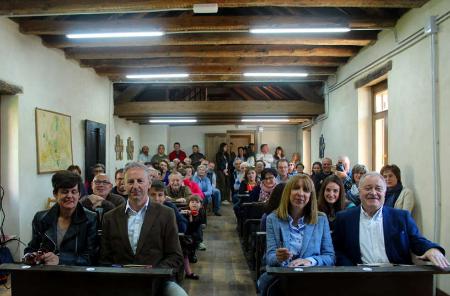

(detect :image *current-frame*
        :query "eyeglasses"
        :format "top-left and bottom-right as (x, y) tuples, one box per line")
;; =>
(94, 180), (111, 185)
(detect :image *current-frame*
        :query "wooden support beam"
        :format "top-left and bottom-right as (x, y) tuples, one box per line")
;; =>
(96, 65), (337, 77)
(288, 84), (323, 103)
(1, 1), (429, 16)
(115, 85), (147, 104)
(65, 45), (360, 60)
(114, 100), (324, 117)
(80, 57), (347, 68)
(42, 32), (377, 48)
(16, 15), (396, 35)
(231, 88), (254, 101)
(0, 80), (23, 95)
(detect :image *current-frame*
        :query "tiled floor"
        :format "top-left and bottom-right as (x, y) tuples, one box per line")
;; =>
(0, 203), (256, 296)
(182, 203), (257, 296)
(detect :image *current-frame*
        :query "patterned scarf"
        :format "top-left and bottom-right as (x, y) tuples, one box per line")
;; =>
(258, 182), (277, 202)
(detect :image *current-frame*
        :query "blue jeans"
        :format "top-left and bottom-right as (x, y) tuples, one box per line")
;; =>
(204, 189), (221, 213)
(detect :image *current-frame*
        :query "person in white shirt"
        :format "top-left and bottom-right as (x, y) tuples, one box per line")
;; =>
(256, 144), (274, 168)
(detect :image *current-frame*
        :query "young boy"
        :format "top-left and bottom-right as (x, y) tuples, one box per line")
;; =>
(180, 194), (206, 280)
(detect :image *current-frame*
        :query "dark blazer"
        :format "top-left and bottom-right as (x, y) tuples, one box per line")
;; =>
(25, 203), (98, 266)
(100, 201), (183, 269)
(332, 206), (445, 266)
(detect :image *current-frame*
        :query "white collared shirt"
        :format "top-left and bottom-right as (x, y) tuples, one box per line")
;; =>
(125, 198), (150, 254)
(359, 206), (390, 265)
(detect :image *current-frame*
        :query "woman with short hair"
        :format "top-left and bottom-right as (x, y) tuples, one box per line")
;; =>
(380, 164), (415, 213)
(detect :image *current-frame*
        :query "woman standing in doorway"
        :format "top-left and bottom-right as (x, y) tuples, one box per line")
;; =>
(216, 142), (231, 202)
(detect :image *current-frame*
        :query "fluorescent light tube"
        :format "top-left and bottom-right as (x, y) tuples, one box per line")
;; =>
(241, 119), (290, 123)
(149, 119), (197, 123)
(250, 28), (350, 34)
(243, 72), (308, 77)
(193, 3), (218, 14)
(67, 31), (164, 39)
(126, 73), (189, 79)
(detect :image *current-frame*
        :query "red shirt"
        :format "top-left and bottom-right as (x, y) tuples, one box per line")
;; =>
(169, 150), (187, 161)
(183, 179), (205, 200)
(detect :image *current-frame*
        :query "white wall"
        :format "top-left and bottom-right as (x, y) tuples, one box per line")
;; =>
(139, 124), (170, 157)
(309, 0), (450, 292)
(112, 116), (140, 170)
(0, 18), (112, 258)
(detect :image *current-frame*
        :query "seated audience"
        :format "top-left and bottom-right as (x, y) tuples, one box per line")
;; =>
(137, 145), (151, 163)
(85, 163), (105, 194)
(295, 162), (305, 174)
(273, 146), (286, 164)
(380, 164), (415, 213)
(238, 167), (259, 195)
(24, 171), (97, 266)
(312, 157), (333, 194)
(250, 168), (278, 203)
(189, 145), (205, 169)
(165, 172), (192, 203)
(159, 160), (171, 185)
(258, 174), (335, 296)
(260, 183), (286, 232)
(151, 144), (168, 164)
(181, 165), (204, 200)
(290, 152), (301, 165)
(169, 142), (187, 162)
(181, 195), (207, 280)
(112, 168), (127, 199)
(275, 159), (289, 183)
(193, 165), (221, 216)
(335, 155), (352, 192)
(67, 164), (87, 197)
(287, 162), (296, 176)
(345, 164), (368, 206)
(80, 173), (125, 213)
(100, 162), (186, 296)
(255, 160), (266, 181)
(183, 157), (192, 166)
(333, 172), (448, 268)
(310, 161), (322, 177)
(318, 175), (355, 231)
(205, 161), (222, 212)
(256, 144), (274, 168)
(150, 180), (188, 234)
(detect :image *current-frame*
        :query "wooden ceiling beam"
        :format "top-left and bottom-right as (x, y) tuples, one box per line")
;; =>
(80, 57), (347, 68)
(114, 100), (324, 117)
(115, 85), (147, 104)
(42, 31), (377, 48)
(231, 87), (255, 101)
(1, 1), (429, 16)
(16, 15), (396, 35)
(96, 65), (337, 77)
(65, 45), (360, 60)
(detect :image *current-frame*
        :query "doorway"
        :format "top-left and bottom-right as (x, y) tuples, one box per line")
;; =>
(85, 120), (106, 183)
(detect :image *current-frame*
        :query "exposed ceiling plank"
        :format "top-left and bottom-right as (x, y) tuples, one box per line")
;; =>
(115, 85), (147, 104)
(80, 57), (347, 68)
(65, 45), (360, 60)
(42, 31), (377, 48)
(114, 100), (324, 117)
(251, 86), (273, 100)
(16, 15), (396, 35)
(288, 84), (323, 103)
(1, 1), (429, 16)
(231, 87), (254, 101)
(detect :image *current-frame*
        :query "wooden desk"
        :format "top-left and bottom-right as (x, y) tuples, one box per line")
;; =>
(267, 265), (450, 296)
(0, 263), (173, 296)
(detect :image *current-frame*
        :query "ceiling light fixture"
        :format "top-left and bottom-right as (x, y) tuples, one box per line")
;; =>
(126, 73), (189, 79)
(149, 119), (197, 123)
(249, 28), (350, 34)
(67, 31), (164, 39)
(193, 3), (218, 14)
(241, 118), (290, 123)
(243, 72), (308, 77)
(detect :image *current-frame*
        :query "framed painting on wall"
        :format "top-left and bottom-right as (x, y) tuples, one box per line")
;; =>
(35, 108), (73, 174)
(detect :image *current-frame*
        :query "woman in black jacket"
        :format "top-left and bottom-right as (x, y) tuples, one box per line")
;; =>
(24, 171), (97, 266)
(215, 142), (230, 202)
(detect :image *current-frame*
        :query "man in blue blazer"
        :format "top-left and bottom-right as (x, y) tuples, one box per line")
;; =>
(333, 172), (449, 268)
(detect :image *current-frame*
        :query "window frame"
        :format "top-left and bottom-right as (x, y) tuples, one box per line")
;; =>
(371, 81), (388, 171)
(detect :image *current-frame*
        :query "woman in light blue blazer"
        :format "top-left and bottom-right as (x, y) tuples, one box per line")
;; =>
(258, 174), (335, 296)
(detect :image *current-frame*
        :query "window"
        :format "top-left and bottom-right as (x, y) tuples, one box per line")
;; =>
(372, 81), (388, 172)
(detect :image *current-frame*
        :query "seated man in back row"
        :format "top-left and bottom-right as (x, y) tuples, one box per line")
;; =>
(333, 172), (449, 268)
(100, 162), (187, 296)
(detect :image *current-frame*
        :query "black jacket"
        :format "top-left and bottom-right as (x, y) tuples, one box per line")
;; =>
(24, 203), (98, 266)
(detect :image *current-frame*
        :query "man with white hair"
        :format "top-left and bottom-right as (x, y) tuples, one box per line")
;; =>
(164, 172), (192, 203)
(332, 172), (448, 268)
